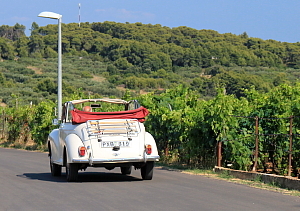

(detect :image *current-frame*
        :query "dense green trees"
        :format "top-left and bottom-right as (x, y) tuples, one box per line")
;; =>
(0, 24), (25, 41)
(0, 21), (300, 104)
(2, 21), (300, 71)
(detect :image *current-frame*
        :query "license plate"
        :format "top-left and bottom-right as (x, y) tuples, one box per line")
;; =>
(102, 141), (130, 148)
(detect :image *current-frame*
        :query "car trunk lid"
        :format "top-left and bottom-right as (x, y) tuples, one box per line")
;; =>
(86, 119), (144, 162)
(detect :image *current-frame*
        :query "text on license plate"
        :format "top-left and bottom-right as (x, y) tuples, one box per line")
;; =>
(102, 141), (130, 148)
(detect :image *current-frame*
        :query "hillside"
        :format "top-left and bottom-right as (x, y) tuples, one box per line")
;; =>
(1, 22), (300, 106)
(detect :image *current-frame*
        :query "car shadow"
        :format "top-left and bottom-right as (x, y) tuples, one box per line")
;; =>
(77, 171), (142, 183)
(17, 172), (67, 183)
(18, 171), (142, 183)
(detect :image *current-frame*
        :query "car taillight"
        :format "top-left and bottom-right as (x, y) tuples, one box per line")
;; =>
(145, 144), (152, 155)
(78, 146), (86, 157)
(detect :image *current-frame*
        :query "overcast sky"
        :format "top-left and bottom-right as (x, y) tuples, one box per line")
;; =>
(1, 0), (300, 43)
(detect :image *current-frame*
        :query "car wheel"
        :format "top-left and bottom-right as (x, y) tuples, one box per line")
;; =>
(141, 161), (154, 180)
(66, 163), (79, 182)
(50, 158), (62, 177)
(121, 166), (132, 175)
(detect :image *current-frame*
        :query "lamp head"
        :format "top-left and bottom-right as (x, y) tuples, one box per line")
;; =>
(38, 11), (62, 19)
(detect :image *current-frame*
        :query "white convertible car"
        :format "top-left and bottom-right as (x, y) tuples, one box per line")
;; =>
(47, 98), (160, 182)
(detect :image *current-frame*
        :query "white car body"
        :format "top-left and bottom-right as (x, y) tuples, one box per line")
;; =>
(47, 98), (159, 182)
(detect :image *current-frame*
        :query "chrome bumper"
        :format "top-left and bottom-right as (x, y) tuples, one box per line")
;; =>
(72, 155), (160, 164)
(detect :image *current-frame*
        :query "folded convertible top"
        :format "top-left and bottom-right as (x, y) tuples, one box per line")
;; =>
(71, 106), (149, 124)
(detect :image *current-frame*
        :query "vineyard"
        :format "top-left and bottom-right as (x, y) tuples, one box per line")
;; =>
(2, 84), (300, 177)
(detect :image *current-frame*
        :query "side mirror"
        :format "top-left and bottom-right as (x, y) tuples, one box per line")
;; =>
(52, 118), (59, 125)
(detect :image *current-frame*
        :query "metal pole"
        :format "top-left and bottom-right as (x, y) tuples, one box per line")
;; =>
(288, 116), (293, 177)
(37, 12), (62, 121)
(57, 17), (62, 120)
(79, 3), (81, 27)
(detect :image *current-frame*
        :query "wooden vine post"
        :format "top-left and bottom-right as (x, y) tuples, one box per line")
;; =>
(252, 116), (259, 172)
(288, 116), (293, 177)
(217, 141), (222, 167)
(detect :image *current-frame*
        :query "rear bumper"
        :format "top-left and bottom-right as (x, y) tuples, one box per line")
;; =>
(72, 155), (160, 164)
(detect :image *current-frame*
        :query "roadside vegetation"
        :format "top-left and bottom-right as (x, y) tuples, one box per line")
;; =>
(156, 162), (300, 197)
(1, 22), (300, 187)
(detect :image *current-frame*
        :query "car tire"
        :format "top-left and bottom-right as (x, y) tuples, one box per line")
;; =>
(66, 163), (79, 182)
(141, 161), (154, 180)
(50, 158), (62, 177)
(121, 166), (132, 175)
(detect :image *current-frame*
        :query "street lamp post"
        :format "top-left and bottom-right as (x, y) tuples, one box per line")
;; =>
(38, 11), (62, 121)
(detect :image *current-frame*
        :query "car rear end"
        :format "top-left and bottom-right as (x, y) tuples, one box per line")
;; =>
(86, 119), (150, 165)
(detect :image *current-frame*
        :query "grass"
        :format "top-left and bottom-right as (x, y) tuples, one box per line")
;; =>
(155, 162), (300, 197)
(0, 139), (47, 152)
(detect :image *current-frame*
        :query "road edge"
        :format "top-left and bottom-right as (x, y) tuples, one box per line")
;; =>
(214, 166), (300, 191)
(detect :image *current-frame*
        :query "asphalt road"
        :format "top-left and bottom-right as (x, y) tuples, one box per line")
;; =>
(1, 147), (300, 211)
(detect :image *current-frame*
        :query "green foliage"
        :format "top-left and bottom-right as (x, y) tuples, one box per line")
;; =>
(0, 24), (26, 41)
(137, 84), (300, 174)
(1, 21), (300, 104)
(2, 21), (300, 175)
(4, 100), (55, 146)
(6, 105), (33, 143)
(29, 101), (56, 145)
(35, 78), (57, 94)
(0, 38), (15, 60)
(2, 82), (300, 176)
